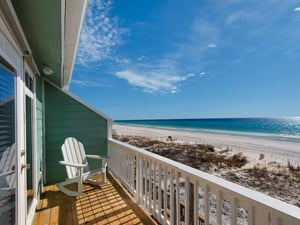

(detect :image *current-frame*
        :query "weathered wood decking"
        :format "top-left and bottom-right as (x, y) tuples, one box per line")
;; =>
(33, 173), (157, 225)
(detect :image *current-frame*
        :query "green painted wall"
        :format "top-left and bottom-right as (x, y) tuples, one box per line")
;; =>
(44, 81), (108, 184)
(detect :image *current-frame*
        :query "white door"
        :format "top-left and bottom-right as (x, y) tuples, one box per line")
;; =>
(24, 71), (36, 224)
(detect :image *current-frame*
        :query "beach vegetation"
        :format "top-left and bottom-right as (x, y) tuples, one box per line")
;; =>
(287, 160), (300, 174)
(113, 134), (248, 169)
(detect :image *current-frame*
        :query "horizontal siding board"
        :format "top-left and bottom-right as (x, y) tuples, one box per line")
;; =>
(44, 81), (108, 184)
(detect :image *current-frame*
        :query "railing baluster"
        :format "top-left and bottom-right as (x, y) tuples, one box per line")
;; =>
(271, 214), (282, 225)
(149, 159), (153, 212)
(144, 158), (148, 209)
(248, 205), (254, 225)
(216, 190), (222, 225)
(194, 180), (198, 225)
(176, 171), (180, 225)
(143, 158), (147, 208)
(153, 161), (157, 218)
(254, 206), (269, 225)
(131, 152), (134, 192)
(170, 169), (175, 225)
(139, 156), (143, 204)
(204, 184), (209, 225)
(158, 164), (162, 224)
(231, 198), (238, 225)
(125, 151), (128, 186)
(163, 165), (168, 225)
(128, 152), (132, 190)
(185, 176), (190, 224)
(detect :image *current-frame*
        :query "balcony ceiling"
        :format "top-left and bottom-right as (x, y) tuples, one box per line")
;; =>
(12, 0), (62, 86)
(11, 0), (87, 89)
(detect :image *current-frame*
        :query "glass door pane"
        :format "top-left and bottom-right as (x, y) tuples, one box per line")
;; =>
(26, 96), (33, 213)
(0, 58), (16, 225)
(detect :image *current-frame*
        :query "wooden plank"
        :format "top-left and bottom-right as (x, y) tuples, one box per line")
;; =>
(33, 173), (158, 225)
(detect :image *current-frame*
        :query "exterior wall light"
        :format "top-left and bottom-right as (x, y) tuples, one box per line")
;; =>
(42, 64), (54, 75)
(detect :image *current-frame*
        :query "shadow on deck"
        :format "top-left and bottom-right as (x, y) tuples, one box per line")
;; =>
(33, 173), (157, 225)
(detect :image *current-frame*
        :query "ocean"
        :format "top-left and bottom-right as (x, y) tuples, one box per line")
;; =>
(115, 117), (300, 143)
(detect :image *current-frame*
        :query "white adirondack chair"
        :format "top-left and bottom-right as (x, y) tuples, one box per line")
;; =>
(56, 137), (109, 197)
(0, 144), (16, 217)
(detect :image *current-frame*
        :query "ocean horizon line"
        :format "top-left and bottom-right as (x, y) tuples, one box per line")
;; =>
(115, 116), (300, 121)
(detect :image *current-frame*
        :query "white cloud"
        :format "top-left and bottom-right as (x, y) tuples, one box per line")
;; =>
(76, 0), (129, 66)
(294, 7), (300, 12)
(71, 74), (113, 88)
(71, 79), (108, 88)
(137, 56), (146, 61)
(207, 43), (217, 48)
(115, 65), (194, 93)
(226, 11), (261, 25)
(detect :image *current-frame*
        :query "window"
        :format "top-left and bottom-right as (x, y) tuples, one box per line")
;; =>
(0, 55), (16, 224)
(25, 72), (33, 91)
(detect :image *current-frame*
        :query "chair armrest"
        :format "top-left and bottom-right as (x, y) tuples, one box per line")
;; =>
(0, 170), (14, 177)
(86, 155), (110, 160)
(59, 161), (87, 168)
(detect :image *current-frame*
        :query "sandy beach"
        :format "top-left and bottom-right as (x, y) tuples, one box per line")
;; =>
(113, 124), (300, 167)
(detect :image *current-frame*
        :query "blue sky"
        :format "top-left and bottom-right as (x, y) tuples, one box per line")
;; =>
(70, 0), (300, 120)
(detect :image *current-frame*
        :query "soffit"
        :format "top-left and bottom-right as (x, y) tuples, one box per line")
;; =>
(11, 0), (62, 87)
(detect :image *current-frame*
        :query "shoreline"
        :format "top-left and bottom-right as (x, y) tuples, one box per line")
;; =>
(113, 124), (300, 167)
(116, 122), (300, 143)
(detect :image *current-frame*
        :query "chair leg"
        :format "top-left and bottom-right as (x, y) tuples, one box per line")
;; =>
(56, 177), (82, 197)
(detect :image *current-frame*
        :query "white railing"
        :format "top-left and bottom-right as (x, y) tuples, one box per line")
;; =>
(108, 138), (300, 225)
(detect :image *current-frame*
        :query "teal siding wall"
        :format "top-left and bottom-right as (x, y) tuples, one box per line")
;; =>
(44, 81), (108, 184)
(35, 76), (43, 194)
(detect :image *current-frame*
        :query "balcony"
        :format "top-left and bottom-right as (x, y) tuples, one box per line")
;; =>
(34, 137), (300, 225)
(33, 173), (157, 225)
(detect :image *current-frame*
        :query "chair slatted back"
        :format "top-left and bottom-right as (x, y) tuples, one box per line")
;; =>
(61, 137), (89, 179)
(0, 144), (16, 189)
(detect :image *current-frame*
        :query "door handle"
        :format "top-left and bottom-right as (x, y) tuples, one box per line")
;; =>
(21, 163), (31, 170)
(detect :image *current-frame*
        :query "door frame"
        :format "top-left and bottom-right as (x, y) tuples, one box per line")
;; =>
(24, 65), (37, 225)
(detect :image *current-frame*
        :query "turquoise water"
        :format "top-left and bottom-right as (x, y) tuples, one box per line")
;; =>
(115, 117), (300, 143)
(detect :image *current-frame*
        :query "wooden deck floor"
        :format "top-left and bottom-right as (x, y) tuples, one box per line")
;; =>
(33, 173), (158, 225)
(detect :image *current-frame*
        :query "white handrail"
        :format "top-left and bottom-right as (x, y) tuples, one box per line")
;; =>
(108, 138), (300, 225)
